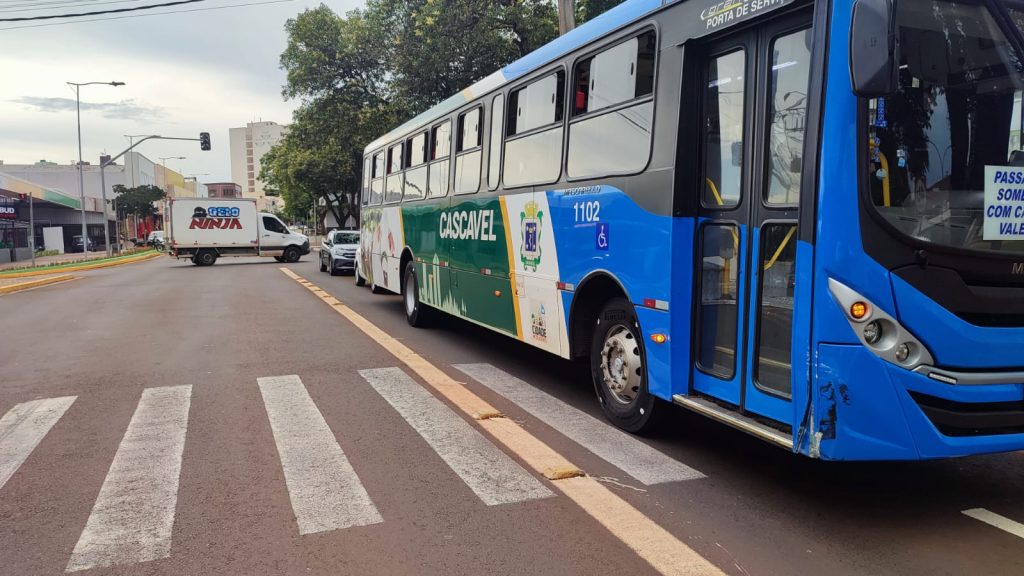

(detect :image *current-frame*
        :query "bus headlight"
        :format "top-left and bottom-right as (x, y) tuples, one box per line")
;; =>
(828, 278), (934, 371)
(863, 320), (881, 344)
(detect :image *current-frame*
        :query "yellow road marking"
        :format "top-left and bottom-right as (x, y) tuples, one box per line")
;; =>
(281, 267), (724, 576)
(0, 274), (76, 295)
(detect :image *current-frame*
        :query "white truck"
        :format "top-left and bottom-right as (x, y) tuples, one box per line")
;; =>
(166, 198), (309, 266)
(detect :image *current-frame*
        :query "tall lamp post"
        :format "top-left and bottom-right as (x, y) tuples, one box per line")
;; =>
(68, 80), (124, 254)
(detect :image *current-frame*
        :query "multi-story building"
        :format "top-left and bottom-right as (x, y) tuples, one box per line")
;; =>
(0, 152), (194, 245)
(206, 183), (243, 199)
(229, 121), (287, 205)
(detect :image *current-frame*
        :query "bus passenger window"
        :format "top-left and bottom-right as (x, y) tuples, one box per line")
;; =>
(765, 29), (811, 206)
(702, 50), (745, 208)
(488, 94), (504, 190)
(404, 131), (428, 201)
(756, 224), (797, 396)
(455, 108), (482, 194)
(361, 156), (371, 206)
(428, 121), (451, 198)
(370, 152), (384, 205)
(567, 31), (657, 180)
(385, 142), (404, 203)
(573, 30), (656, 116)
(504, 71), (565, 187)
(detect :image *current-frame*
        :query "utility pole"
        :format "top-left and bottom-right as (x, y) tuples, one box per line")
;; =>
(557, 0), (576, 35)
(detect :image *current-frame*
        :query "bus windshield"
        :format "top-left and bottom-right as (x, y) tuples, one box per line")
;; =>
(866, 0), (1024, 254)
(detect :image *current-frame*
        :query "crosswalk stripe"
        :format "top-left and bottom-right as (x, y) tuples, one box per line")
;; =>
(963, 508), (1024, 539)
(454, 363), (705, 485)
(0, 396), (77, 491)
(66, 386), (192, 573)
(360, 367), (553, 506)
(258, 375), (382, 535)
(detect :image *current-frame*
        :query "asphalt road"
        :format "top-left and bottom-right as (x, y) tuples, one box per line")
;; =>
(1, 255), (1023, 575)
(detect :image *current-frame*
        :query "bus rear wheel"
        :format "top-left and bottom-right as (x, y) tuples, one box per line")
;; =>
(402, 262), (432, 327)
(590, 298), (659, 433)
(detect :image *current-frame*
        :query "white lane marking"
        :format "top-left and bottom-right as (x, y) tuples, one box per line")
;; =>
(360, 367), (553, 506)
(0, 396), (77, 491)
(66, 386), (192, 573)
(454, 363), (705, 485)
(258, 375), (382, 534)
(963, 508), (1024, 539)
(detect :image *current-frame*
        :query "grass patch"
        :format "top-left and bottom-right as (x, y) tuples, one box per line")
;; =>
(0, 249), (158, 276)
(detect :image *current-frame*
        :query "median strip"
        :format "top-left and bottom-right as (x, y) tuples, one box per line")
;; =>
(0, 274), (76, 295)
(281, 267), (724, 576)
(0, 251), (160, 279)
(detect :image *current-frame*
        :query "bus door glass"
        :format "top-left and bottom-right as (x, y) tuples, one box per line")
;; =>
(692, 11), (813, 424)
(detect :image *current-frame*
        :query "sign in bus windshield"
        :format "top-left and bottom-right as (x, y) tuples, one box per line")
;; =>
(984, 166), (1024, 239)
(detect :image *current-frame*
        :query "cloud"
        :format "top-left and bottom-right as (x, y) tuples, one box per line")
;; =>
(10, 96), (167, 121)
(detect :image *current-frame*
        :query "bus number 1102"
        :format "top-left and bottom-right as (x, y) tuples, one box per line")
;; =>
(574, 201), (601, 223)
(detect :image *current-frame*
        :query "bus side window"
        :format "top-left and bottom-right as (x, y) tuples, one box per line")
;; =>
(568, 30), (657, 179)
(504, 70), (565, 188)
(385, 142), (405, 203)
(370, 151), (384, 205)
(428, 121), (451, 198)
(455, 108), (482, 195)
(488, 94), (504, 190)
(362, 156), (371, 206)
(404, 131), (428, 202)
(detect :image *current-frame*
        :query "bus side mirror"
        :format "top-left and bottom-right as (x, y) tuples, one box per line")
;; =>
(849, 0), (898, 97)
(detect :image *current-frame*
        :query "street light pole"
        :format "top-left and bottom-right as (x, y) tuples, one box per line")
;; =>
(68, 80), (124, 256)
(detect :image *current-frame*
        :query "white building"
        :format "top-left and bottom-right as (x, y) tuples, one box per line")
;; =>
(229, 121), (288, 211)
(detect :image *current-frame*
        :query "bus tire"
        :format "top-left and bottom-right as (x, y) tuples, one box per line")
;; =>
(283, 246), (301, 263)
(195, 250), (217, 267)
(402, 262), (431, 327)
(355, 273), (366, 287)
(590, 298), (659, 434)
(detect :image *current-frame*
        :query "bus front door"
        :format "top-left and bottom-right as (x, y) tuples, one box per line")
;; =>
(690, 11), (812, 425)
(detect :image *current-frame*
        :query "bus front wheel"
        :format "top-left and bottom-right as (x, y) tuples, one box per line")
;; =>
(590, 298), (659, 434)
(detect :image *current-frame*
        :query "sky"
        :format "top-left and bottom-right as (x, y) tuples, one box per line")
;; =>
(0, 0), (363, 185)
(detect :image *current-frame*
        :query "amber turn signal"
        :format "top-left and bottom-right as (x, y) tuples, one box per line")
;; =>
(850, 301), (869, 320)
(650, 333), (667, 344)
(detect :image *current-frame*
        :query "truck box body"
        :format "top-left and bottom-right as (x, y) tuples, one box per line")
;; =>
(168, 198), (259, 251)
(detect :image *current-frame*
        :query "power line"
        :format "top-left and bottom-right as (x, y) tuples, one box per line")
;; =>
(0, 0), (292, 30)
(0, 1), (147, 15)
(0, 0), (204, 22)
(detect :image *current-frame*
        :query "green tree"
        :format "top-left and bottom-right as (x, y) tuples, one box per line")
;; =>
(113, 184), (165, 218)
(271, 1), (560, 229)
(576, 0), (625, 24)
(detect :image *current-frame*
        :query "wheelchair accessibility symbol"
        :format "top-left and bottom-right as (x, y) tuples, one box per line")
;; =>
(596, 223), (609, 251)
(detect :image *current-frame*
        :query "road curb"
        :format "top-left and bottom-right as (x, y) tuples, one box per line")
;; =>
(0, 252), (160, 278)
(0, 274), (76, 295)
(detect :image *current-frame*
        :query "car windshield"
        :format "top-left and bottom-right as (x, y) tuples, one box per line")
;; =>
(337, 232), (359, 244)
(866, 0), (1024, 254)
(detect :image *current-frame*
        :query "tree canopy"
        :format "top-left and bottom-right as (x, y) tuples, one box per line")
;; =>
(265, 0), (625, 230)
(113, 184), (165, 218)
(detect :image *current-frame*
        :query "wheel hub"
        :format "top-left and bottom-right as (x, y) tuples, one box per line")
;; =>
(599, 325), (642, 404)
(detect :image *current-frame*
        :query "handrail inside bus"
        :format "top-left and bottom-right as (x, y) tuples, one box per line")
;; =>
(869, 139), (891, 207)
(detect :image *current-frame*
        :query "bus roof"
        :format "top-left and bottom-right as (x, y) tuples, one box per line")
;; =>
(364, 0), (674, 154)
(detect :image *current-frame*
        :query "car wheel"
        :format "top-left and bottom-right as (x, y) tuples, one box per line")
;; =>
(329, 259), (340, 276)
(319, 254), (327, 272)
(590, 298), (661, 434)
(402, 262), (432, 327)
(283, 246), (301, 263)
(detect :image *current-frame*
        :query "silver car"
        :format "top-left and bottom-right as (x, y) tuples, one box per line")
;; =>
(319, 230), (360, 276)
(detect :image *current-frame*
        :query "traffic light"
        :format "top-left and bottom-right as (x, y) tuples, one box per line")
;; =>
(199, 132), (211, 151)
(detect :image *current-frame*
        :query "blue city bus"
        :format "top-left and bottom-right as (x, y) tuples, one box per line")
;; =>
(356, 0), (1024, 459)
